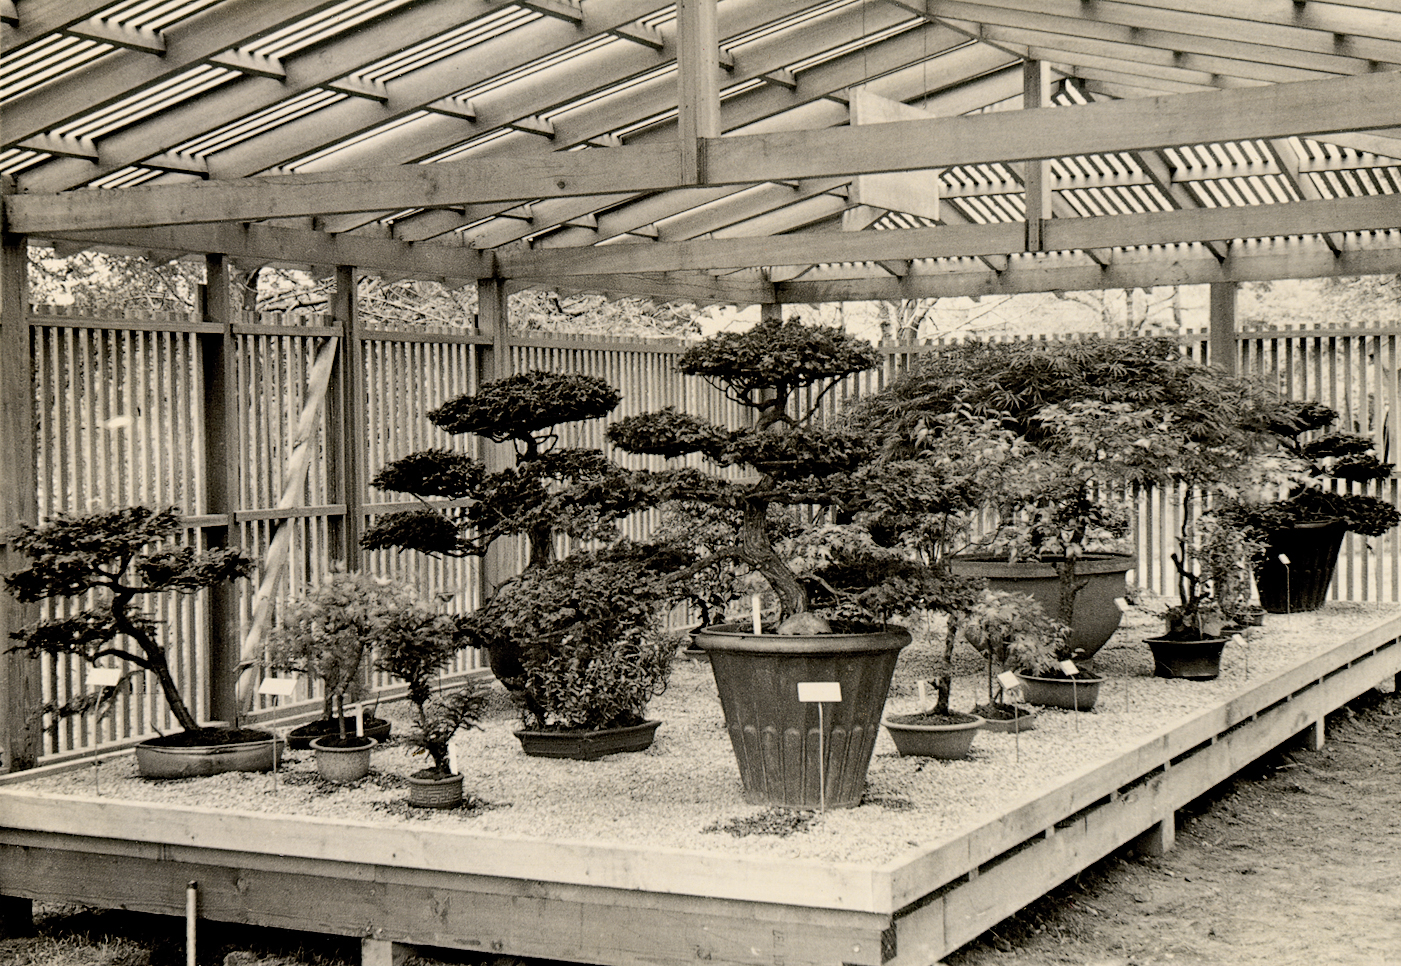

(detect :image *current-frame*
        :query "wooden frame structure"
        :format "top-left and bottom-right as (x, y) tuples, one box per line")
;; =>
(5, 3), (1401, 760)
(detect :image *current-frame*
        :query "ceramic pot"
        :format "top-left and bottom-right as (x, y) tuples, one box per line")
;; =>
(134, 729), (282, 779)
(693, 623), (910, 809)
(977, 709), (1037, 733)
(1254, 520), (1347, 613)
(949, 554), (1135, 661)
(1014, 671), (1105, 711)
(309, 735), (377, 783)
(514, 720), (661, 761)
(407, 771), (465, 809)
(286, 715), (391, 751)
(883, 712), (983, 759)
(1145, 635), (1227, 680)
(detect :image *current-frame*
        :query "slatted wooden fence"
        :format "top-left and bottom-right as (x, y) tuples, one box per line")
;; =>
(11, 305), (1401, 761)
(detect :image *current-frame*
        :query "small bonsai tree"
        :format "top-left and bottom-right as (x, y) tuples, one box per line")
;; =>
(374, 602), (487, 776)
(267, 569), (417, 740)
(4, 506), (254, 735)
(960, 590), (1069, 710)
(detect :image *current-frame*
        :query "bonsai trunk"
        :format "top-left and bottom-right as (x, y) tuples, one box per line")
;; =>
(112, 593), (201, 733)
(738, 494), (807, 618)
(1054, 558), (1090, 627)
(931, 613), (960, 716)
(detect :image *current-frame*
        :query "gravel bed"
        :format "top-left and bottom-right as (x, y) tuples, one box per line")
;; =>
(15, 600), (1396, 868)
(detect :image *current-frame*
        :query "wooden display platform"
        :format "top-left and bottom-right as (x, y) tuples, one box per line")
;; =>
(3, 613), (1400, 966)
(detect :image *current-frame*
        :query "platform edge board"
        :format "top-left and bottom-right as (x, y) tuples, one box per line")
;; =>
(879, 611), (1401, 909)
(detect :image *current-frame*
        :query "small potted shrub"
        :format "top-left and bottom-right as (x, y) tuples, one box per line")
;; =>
(266, 569), (413, 780)
(1230, 401), (1401, 613)
(374, 602), (488, 808)
(957, 590), (1067, 730)
(3, 506), (265, 777)
(478, 544), (678, 759)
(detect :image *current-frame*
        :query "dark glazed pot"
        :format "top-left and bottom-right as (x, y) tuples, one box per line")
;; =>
(1254, 520), (1347, 614)
(513, 719), (661, 761)
(1013, 671), (1105, 711)
(949, 554), (1135, 660)
(1145, 635), (1227, 681)
(694, 623), (910, 809)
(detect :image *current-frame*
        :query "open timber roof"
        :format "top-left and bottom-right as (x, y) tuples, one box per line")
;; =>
(4, 0), (1401, 306)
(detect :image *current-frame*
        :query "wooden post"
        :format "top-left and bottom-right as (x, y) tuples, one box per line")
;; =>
(1304, 717), (1327, 752)
(200, 256), (243, 725)
(676, 0), (720, 185)
(327, 266), (365, 572)
(1209, 282), (1238, 375)
(0, 187), (40, 773)
(361, 937), (411, 966)
(1133, 815), (1177, 857)
(1022, 61), (1053, 253)
(476, 277), (513, 606)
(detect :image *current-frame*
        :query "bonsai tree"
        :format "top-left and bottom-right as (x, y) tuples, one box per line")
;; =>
(362, 369), (652, 687)
(373, 601), (487, 776)
(267, 568), (417, 741)
(959, 589), (1068, 715)
(1226, 401), (1401, 611)
(4, 506), (254, 736)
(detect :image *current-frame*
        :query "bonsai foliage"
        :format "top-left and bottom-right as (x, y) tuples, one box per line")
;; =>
(1234, 401), (1401, 539)
(4, 506), (253, 734)
(960, 590), (1069, 699)
(609, 315), (964, 630)
(267, 569), (418, 738)
(373, 601), (484, 775)
(484, 545), (677, 731)
(362, 371), (644, 569)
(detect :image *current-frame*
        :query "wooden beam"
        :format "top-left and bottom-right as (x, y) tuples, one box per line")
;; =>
(1, 0), (111, 54)
(0, 186), (39, 772)
(198, 257), (243, 725)
(676, 0), (721, 184)
(501, 192), (1401, 278)
(1263, 138), (1344, 254)
(1022, 60), (1052, 252)
(15, 70), (1401, 232)
(1133, 148), (1229, 261)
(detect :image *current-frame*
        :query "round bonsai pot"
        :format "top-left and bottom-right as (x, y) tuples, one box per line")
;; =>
(286, 715), (391, 751)
(514, 719), (661, 761)
(407, 770), (465, 809)
(693, 623), (911, 809)
(974, 706), (1037, 733)
(948, 553), (1135, 661)
(308, 735), (377, 783)
(134, 728), (283, 779)
(1145, 635), (1227, 680)
(1254, 520), (1347, 614)
(883, 712), (983, 759)
(1013, 671), (1105, 711)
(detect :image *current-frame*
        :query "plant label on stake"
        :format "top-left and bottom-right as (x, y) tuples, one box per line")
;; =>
(1061, 660), (1080, 732)
(798, 683), (841, 811)
(354, 704), (364, 737)
(257, 675), (299, 699)
(1278, 554), (1292, 615)
(751, 594), (762, 635)
(917, 679), (928, 706)
(448, 743), (460, 776)
(88, 667), (122, 688)
(997, 670), (1020, 694)
(1113, 597), (1130, 613)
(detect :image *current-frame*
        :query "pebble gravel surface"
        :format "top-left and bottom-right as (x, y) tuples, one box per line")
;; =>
(16, 600), (1395, 868)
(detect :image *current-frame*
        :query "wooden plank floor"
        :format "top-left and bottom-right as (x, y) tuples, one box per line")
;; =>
(3, 615), (1399, 966)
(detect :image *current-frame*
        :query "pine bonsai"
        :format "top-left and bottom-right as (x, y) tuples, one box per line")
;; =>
(4, 506), (253, 735)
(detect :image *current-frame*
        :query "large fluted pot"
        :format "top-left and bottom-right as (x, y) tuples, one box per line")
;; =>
(1254, 520), (1346, 613)
(693, 623), (910, 809)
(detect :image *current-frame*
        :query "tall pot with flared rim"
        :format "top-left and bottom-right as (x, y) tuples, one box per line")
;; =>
(948, 553), (1136, 662)
(1253, 519), (1347, 614)
(693, 623), (910, 809)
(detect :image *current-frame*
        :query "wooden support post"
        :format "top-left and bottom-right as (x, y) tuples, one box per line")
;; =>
(361, 937), (411, 966)
(200, 256), (243, 725)
(476, 277), (513, 607)
(676, 0), (720, 184)
(0, 896), (33, 939)
(1133, 814), (1177, 857)
(327, 266), (365, 572)
(1304, 717), (1327, 752)
(1022, 61), (1052, 253)
(759, 303), (784, 323)
(0, 190), (40, 773)
(1209, 282), (1238, 375)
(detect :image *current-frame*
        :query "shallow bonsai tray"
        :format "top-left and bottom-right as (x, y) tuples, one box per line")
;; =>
(3, 610), (1399, 966)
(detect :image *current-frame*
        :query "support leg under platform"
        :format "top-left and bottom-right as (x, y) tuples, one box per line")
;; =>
(361, 937), (410, 966)
(1303, 717), (1326, 752)
(1132, 815), (1176, 857)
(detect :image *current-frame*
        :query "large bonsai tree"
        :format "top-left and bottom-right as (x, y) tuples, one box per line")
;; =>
(4, 506), (254, 735)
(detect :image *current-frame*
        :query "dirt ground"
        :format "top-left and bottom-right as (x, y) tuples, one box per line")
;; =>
(946, 685), (1401, 966)
(3, 687), (1398, 966)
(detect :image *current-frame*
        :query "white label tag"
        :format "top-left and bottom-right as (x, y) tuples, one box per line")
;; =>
(1231, 634), (1248, 647)
(354, 705), (364, 736)
(997, 670), (1020, 691)
(88, 667), (122, 687)
(1277, 553), (1291, 566)
(798, 682), (842, 703)
(1060, 659), (1079, 676)
(257, 675), (299, 697)
(1113, 597), (1130, 613)
(448, 744), (460, 775)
